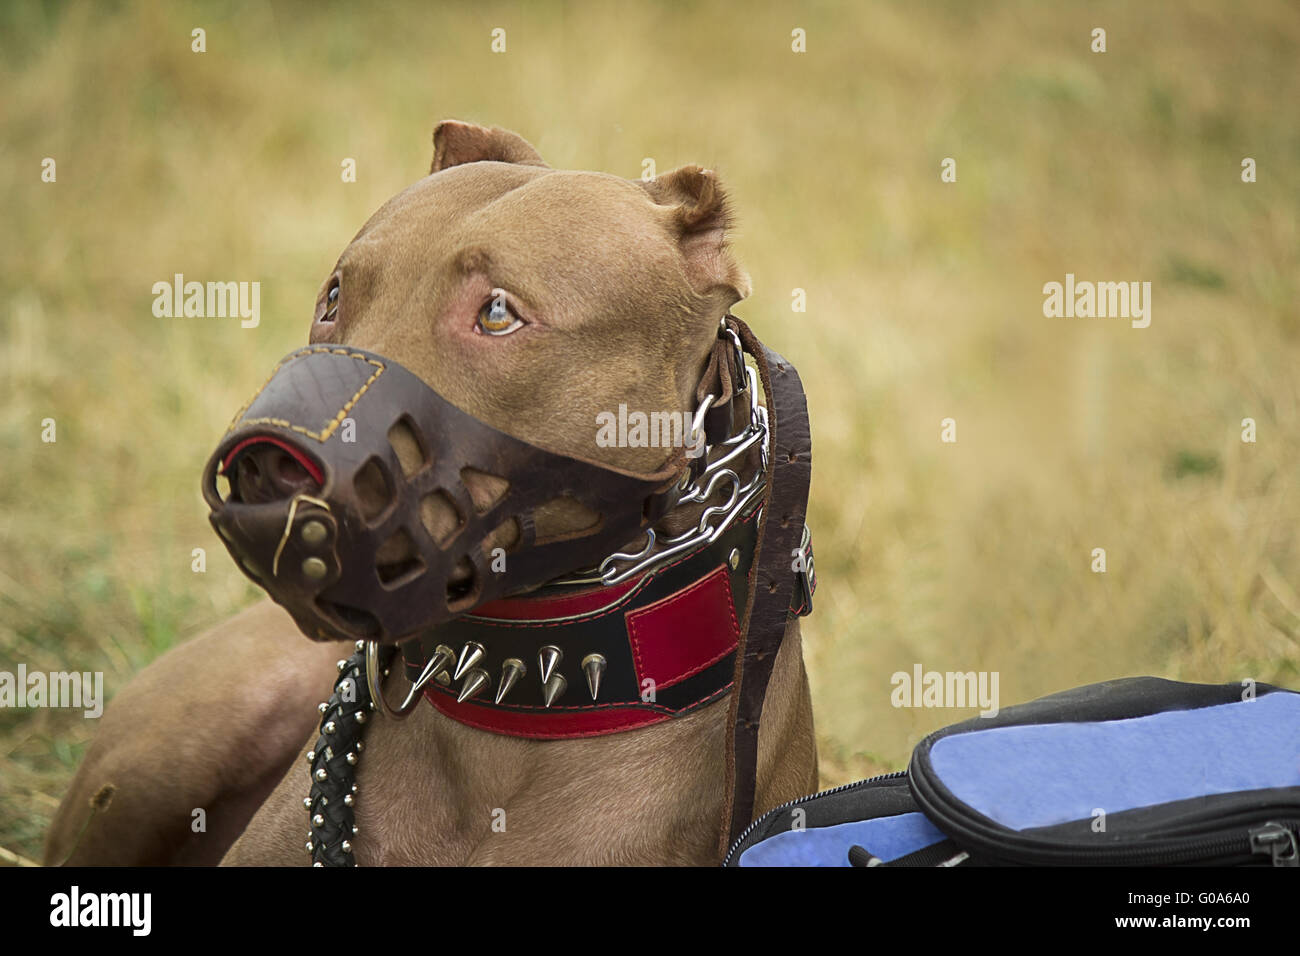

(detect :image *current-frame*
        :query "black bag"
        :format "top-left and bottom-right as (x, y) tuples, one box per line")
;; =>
(725, 677), (1300, 867)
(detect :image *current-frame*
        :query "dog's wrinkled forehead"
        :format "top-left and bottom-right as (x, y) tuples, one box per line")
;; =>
(308, 121), (747, 471)
(343, 164), (684, 336)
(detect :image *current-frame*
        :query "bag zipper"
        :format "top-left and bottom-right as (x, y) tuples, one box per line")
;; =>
(722, 770), (907, 866)
(910, 758), (1300, 866)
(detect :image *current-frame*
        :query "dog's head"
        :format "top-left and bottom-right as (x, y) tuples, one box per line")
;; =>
(204, 121), (752, 644)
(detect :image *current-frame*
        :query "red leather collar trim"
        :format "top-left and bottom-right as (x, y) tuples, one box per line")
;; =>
(469, 575), (643, 621)
(423, 694), (676, 740)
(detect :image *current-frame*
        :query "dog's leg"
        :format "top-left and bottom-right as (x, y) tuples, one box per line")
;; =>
(753, 620), (819, 817)
(44, 599), (343, 865)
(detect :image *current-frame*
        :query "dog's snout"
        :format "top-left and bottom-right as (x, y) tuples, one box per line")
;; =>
(225, 438), (323, 505)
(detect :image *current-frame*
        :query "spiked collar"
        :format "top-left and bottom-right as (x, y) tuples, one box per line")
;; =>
(399, 501), (812, 738)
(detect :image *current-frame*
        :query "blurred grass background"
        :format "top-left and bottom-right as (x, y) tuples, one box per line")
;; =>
(2, 0), (1298, 864)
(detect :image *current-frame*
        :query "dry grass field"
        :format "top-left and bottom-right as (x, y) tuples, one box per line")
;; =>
(1, 0), (1297, 864)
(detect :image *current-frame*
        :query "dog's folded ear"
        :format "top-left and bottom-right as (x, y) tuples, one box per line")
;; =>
(641, 165), (752, 307)
(430, 120), (549, 173)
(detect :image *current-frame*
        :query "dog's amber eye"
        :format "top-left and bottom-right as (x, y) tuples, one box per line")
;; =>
(476, 290), (524, 336)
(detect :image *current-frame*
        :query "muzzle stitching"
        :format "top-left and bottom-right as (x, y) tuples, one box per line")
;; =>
(228, 346), (386, 442)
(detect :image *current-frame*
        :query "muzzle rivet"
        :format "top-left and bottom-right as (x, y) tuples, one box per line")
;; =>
(302, 520), (328, 545)
(303, 557), (328, 580)
(728, 548), (741, 570)
(315, 768), (328, 782)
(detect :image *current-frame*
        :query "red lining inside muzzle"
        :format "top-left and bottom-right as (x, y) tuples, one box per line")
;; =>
(221, 436), (325, 487)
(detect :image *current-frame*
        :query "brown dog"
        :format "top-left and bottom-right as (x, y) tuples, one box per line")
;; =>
(46, 121), (818, 866)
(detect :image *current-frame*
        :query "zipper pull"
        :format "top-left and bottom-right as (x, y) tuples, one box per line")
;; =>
(848, 845), (883, 867)
(1248, 822), (1299, 867)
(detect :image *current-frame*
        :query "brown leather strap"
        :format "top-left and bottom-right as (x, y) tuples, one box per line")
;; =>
(718, 315), (812, 856)
(695, 334), (742, 447)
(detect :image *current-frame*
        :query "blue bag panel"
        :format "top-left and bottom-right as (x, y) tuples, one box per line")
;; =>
(737, 811), (946, 867)
(929, 692), (1300, 831)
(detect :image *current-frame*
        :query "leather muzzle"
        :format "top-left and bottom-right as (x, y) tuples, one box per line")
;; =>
(202, 345), (686, 644)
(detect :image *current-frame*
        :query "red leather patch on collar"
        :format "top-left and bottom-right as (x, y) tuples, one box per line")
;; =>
(626, 565), (739, 691)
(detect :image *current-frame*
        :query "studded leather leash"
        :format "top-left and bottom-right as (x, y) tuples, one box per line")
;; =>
(303, 315), (812, 865)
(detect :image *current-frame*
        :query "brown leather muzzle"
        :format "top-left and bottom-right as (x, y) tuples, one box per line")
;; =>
(201, 345), (687, 644)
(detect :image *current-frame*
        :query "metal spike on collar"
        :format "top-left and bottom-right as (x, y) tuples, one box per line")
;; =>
(542, 673), (567, 708)
(453, 641), (486, 680)
(538, 645), (563, 684)
(457, 667), (490, 703)
(418, 643), (457, 687)
(582, 654), (606, 701)
(495, 658), (527, 704)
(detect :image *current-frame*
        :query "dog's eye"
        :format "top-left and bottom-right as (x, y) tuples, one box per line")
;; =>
(476, 290), (524, 336)
(321, 278), (340, 323)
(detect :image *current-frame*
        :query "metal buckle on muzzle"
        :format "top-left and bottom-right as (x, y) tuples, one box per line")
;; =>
(202, 346), (686, 644)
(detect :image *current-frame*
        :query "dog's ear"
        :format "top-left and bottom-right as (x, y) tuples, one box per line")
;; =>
(430, 120), (548, 173)
(641, 165), (752, 307)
